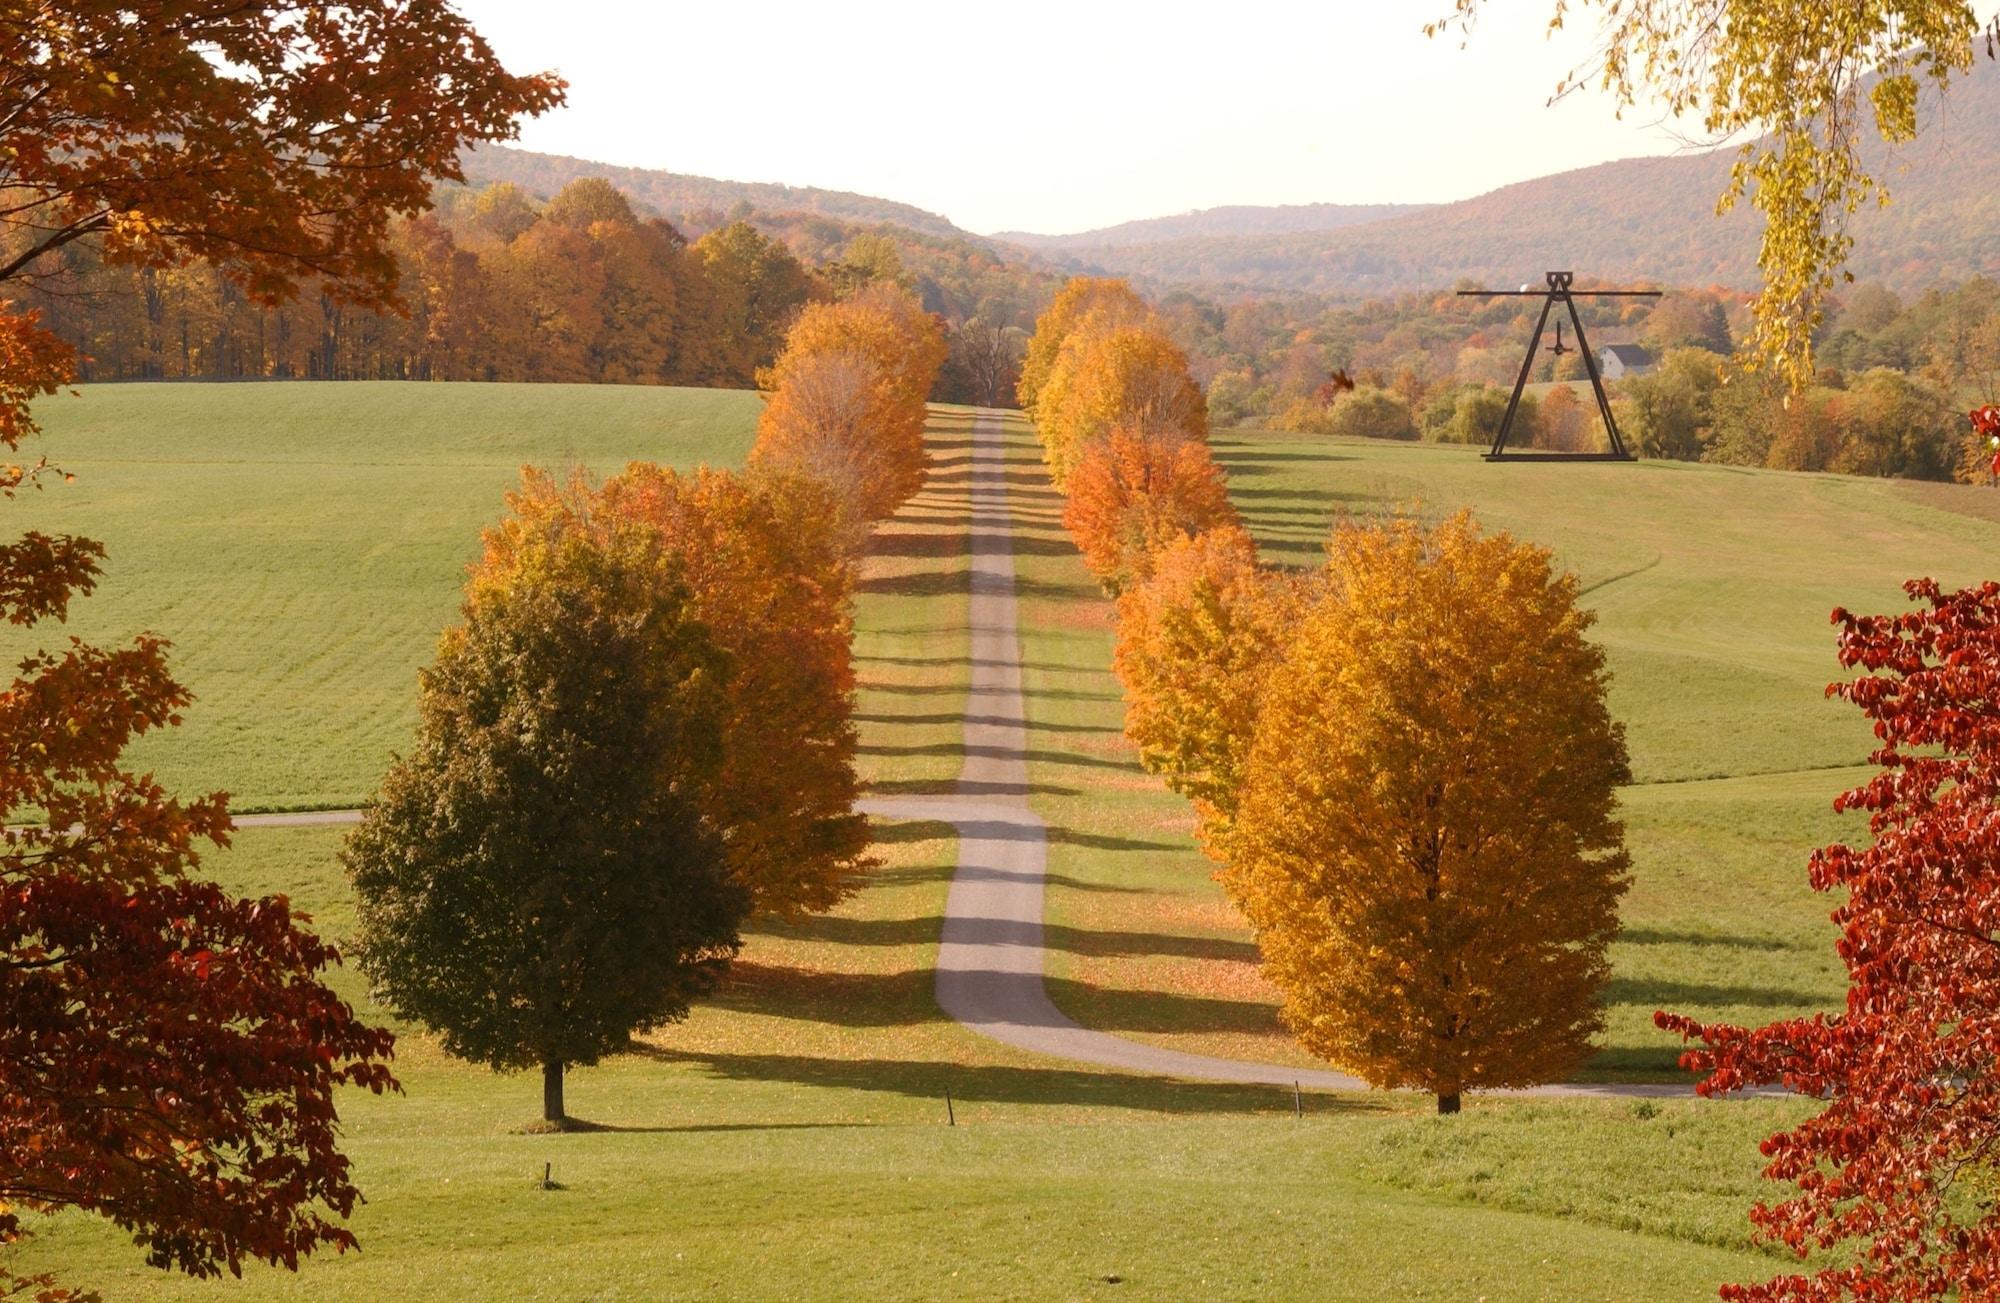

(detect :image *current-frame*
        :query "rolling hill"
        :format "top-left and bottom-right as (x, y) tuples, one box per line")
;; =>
(1007, 57), (2000, 296)
(994, 201), (1434, 251)
(461, 142), (976, 241)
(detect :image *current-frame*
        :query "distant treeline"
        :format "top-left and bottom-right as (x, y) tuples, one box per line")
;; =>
(15, 177), (1055, 407)
(1160, 275), (1999, 481)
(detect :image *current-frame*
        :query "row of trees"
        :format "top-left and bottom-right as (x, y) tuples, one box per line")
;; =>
(1162, 276), (2000, 481)
(18, 177), (819, 388)
(1033, 278), (2000, 1291)
(1023, 278), (1633, 1113)
(1018, 278), (1233, 593)
(16, 173), (1036, 406)
(345, 281), (948, 1124)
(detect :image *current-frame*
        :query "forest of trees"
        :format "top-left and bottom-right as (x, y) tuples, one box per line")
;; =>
(13, 176), (1049, 407)
(15, 160), (1996, 485)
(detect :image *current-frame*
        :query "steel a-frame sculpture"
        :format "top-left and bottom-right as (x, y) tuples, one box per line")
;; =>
(1457, 271), (1662, 462)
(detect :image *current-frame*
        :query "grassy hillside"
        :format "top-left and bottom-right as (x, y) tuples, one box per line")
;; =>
(11, 398), (1815, 1295)
(1029, 58), (2000, 294)
(14, 386), (1984, 1295)
(7, 382), (764, 808)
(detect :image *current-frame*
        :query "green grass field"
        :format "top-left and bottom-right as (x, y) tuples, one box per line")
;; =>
(17, 383), (1988, 1296)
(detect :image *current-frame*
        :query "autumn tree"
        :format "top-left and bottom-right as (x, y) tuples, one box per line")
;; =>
(0, 3), (561, 309)
(1658, 578), (2000, 1298)
(0, 2), (555, 1290)
(1017, 276), (1152, 413)
(1111, 526), (1301, 858)
(1323, 387), (1419, 441)
(1036, 325), (1208, 487)
(753, 284), (947, 522)
(751, 348), (906, 529)
(1225, 512), (1630, 1114)
(693, 221), (814, 381)
(1062, 426), (1240, 592)
(344, 483), (744, 1125)
(1438, 0), (1997, 386)
(594, 466), (872, 917)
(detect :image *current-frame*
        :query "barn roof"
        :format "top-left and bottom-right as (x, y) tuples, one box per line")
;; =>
(1600, 343), (1655, 366)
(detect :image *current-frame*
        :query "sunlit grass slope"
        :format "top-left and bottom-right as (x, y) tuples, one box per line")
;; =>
(1012, 418), (2000, 1080)
(21, 821), (1804, 1301)
(12, 396), (1813, 1298)
(8, 382), (764, 809)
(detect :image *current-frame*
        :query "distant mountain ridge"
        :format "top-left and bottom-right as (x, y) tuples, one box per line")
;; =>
(462, 58), (2000, 301)
(995, 202), (1435, 250)
(1010, 59), (2000, 296)
(461, 144), (975, 241)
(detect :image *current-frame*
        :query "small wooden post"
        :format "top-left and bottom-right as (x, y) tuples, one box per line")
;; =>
(1293, 1081), (1302, 1119)
(945, 1088), (956, 1127)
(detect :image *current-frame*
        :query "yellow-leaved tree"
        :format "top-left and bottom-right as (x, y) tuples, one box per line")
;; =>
(1064, 426), (1240, 593)
(1224, 512), (1630, 1114)
(1111, 526), (1303, 859)
(1036, 325), (1207, 487)
(753, 283), (946, 522)
(1016, 276), (1152, 414)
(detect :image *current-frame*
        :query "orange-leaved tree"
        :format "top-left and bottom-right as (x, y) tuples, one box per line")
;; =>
(1111, 526), (1302, 859)
(0, 2), (554, 1288)
(752, 347), (911, 528)
(1017, 276), (1151, 414)
(1062, 426), (1239, 593)
(598, 465), (874, 917)
(1224, 512), (1630, 1114)
(753, 284), (946, 522)
(484, 466), (871, 919)
(1036, 325), (1207, 487)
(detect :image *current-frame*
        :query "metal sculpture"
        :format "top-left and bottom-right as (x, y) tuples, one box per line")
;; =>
(1456, 271), (1662, 462)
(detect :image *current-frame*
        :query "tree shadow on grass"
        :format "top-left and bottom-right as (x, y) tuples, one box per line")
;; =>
(1212, 448), (1356, 465)
(527, 1117), (875, 1136)
(758, 912), (1258, 965)
(1619, 927), (1815, 952)
(1606, 977), (1832, 1011)
(867, 531), (971, 559)
(854, 711), (1105, 736)
(857, 570), (966, 598)
(866, 818), (957, 845)
(857, 741), (1135, 774)
(708, 963), (1277, 1037)
(1046, 826), (1183, 853)
(866, 777), (1082, 798)
(629, 1046), (1378, 1116)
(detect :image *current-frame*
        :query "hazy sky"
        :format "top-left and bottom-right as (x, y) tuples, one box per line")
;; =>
(452, 1), (1707, 236)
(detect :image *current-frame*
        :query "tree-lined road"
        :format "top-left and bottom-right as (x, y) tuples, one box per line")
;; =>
(861, 411), (1699, 1100)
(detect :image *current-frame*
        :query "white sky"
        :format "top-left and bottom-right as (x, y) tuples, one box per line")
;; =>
(452, 0), (1706, 236)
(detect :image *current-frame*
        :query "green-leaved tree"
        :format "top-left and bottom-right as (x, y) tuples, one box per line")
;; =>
(344, 500), (746, 1125)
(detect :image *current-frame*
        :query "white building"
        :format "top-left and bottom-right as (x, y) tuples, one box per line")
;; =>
(1597, 344), (1656, 380)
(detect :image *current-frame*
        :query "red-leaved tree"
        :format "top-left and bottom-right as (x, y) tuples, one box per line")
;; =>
(1, 3), (559, 1293)
(1660, 578), (2000, 1298)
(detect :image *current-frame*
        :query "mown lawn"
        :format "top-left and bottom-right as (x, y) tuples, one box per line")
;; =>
(3, 387), (1894, 1296)
(6, 382), (765, 809)
(21, 817), (1807, 1301)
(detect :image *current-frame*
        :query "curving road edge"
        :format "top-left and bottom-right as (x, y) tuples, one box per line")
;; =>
(858, 410), (1697, 1101)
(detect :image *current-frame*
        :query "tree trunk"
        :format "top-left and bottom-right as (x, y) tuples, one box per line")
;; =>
(543, 1057), (566, 1123)
(1437, 1091), (1461, 1116)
